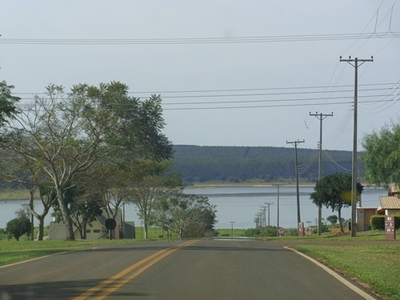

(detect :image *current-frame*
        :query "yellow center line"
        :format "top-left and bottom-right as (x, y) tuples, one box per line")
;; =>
(73, 240), (197, 300)
(93, 240), (197, 300)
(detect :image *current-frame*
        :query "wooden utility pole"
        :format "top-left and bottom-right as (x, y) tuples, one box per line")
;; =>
(230, 221), (235, 237)
(286, 139), (305, 224)
(272, 184), (284, 230)
(264, 202), (274, 226)
(340, 56), (373, 237)
(309, 112), (333, 235)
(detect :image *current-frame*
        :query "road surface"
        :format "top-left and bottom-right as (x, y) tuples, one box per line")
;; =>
(0, 238), (375, 299)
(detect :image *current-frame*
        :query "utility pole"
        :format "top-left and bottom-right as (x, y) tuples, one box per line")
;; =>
(272, 184), (284, 229)
(230, 221), (235, 237)
(309, 112), (333, 235)
(264, 202), (274, 226)
(286, 139), (305, 224)
(340, 56), (373, 237)
(260, 206), (267, 227)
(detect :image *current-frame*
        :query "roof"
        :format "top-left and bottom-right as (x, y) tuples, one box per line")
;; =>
(379, 196), (400, 209)
(356, 207), (377, 210)
(388, 183), (400, 195)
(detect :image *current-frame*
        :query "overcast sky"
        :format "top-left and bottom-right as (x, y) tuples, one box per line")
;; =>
(1, 1), (399, 151)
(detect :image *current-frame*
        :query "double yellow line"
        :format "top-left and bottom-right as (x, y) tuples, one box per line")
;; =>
(74, 240), (197, 300)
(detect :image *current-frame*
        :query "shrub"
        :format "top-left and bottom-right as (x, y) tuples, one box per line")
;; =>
(244, 228), (261, 237)
(0, 228), (8, 240)
(370, 215), (385, 230)
(6, 215), (31, 241)
(370, 215), (400, 230)
(396, 213), (400, 229)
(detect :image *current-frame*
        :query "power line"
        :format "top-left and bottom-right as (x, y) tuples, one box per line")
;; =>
(13, 96), (399, 112)
(0, 32), (399, 45)
(12, 82), (396, 96)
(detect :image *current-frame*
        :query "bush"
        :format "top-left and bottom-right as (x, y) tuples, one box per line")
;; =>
(396, 213), (400, 229)
(370, 214), (400, 230)
(0, 228), (8, 240)
(6, 215), (31, 241)
(244, 228), (261, 237)
(370, 215), (385, 230)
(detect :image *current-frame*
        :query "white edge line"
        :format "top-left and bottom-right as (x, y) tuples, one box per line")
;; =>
(0, 251), (68, 270)
(284, 246), (376, 300)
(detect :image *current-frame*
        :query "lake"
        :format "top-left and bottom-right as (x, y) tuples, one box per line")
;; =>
(0, 186), (387, 230)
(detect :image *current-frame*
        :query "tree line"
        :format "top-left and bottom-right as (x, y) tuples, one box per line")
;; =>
(171, 145), (355, 183)
(0, 81), (216, 241)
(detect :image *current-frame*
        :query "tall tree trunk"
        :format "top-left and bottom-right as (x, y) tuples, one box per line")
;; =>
(338, 208), (344, 233)
(56, 188), (75, 240)
(82, 219), (88, 239)
(37, 216), (45, 241)
(144, 222), (148, 240)
(29, 191), (35, 241)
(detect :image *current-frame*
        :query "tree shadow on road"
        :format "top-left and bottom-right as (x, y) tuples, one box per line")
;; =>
(0, 278), (148, 300)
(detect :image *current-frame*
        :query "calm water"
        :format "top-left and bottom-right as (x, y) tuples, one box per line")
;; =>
(0, 186), (387, 230)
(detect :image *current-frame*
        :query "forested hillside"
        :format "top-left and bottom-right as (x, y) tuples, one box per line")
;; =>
(171, 145), (359, 184)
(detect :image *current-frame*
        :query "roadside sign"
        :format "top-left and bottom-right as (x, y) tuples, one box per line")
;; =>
(385, 216), (396, 240)
(298, 222), (305, 237)
(278, 227), (285, 236)
(105, 218), (117, 230)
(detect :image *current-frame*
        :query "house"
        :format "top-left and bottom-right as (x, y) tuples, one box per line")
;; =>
(356, 184), (400, 231)
(49, 208), (135, 240)
(377, 196), (400, 216)
(356, 207), (377, 231)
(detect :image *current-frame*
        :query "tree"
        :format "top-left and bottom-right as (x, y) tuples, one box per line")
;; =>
(153, 192), (217, 240)
(310, 173), (363, 232)
(1, 82), (172, 240)
(362, 123), (400, 186)
(64, 180), (103, 240)
(0, 150), (56, 240)
(129, 166), (181, 239)
(6, 208), (31, 241)
(0, 81), (19, 128)
(327, 215), (338, 225)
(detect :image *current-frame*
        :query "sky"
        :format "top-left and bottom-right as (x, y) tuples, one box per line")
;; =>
(1, 1), (399, 152)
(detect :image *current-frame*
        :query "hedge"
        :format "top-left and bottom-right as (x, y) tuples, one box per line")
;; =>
(370, 214), (400, 230)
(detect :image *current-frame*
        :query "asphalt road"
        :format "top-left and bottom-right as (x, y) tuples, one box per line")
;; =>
(0, 239), (375, 300)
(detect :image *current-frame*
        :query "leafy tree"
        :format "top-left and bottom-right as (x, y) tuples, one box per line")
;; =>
(0, 81), (19, 128)
(129, 167), (182, 239)
(153, 192), (217, 240)
(6, 208), (31, 241)
(362, 123), (400, 186)
(1, 82), (172, 240)
(310, 173), (363, 232)
(65, 181), (104, 240)
(327, 215), (338, 225)
(0, 151), (56, 240)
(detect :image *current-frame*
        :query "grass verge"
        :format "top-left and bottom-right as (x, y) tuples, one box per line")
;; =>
(291, 237), (400, 299)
